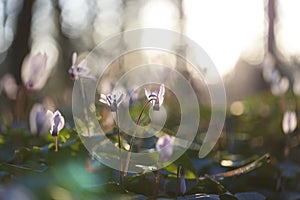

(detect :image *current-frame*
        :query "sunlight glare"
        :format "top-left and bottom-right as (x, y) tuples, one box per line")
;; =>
(184, 0), (264, 76)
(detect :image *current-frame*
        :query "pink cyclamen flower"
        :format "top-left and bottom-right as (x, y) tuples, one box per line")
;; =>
(282, 110), (297, 134)
(69, 52), (94, 80)
(145, 84), (165, 111)
(47, 110), (65, 137)
(156, 135), (175, 161)
(21, 52), (48, 90)
(99, 92), (126, 112)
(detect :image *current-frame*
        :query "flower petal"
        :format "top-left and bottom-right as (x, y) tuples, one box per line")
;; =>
(46, 110), (54, 134)
(145, 88), (151, 100)
(99, 94), (109, 105)
(158, 84), (165, 106)
(116, 93), (125, 106)
(78, 58), (87, 69)
(72, 52), (77, 65)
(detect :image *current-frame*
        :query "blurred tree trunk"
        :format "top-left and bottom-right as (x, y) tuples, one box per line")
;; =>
(8, 0), (33, 84)
(175, 0), (187, 74)
(267, 0), (276, 55)
(10, 0), (34, 122)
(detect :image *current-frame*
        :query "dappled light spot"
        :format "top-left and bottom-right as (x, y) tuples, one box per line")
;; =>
(230, 101), (244, 116)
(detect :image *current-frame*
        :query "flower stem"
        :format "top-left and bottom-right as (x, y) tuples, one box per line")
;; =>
(284, 133), (290, 158)
(124, 99), (154, 176)
(54, 136), (58, 152)
(115, 109), (123, 185)
(79, 78), (91, 137)
(154, 170), (161, 197)
(176, 164), (183, 198)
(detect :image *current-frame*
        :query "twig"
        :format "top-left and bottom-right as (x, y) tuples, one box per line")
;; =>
(208, 153), (270, 180)
(115, 109), (123, 185)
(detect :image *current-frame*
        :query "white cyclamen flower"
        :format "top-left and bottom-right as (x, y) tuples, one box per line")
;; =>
(99, 92), (126, 112)
(145, 84), (165, 111)
(47, 110), (65, 136)
(282, 110), (297, 134)
(69, 52), (94, 80)
(156, 135), (175, 161)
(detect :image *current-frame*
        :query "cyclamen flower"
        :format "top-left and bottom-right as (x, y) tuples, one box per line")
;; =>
(156, 135), (175, 161)
(69, 52), (94, 80)
(145, 84), (165, 111)
(99, 92), (126, 112)
(270, 76), (289, 97)
(47, 110), (65, 152)
(47, 110), (65, 136)
(0, 74), (18, 100)
(29, 104), (50, 135)
(21, 52), (49, 90)
(180, 168), (186, 195)
(293, 78), (300, 97)
(282, 110), (297, 134)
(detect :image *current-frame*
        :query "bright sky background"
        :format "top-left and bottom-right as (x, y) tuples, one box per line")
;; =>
(184, 0), (265, 76)
(1, 0), (300, 77)
(141, 0), (300, 76)
(277, 0), (300, 60)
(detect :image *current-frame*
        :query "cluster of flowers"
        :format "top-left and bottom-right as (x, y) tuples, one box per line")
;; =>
(22, 51), (186, 194)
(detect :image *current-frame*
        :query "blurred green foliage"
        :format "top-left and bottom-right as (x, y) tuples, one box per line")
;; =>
(0, 91), (299, 199)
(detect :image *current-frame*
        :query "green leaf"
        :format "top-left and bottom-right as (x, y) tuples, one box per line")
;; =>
(189, 176), (227, 195)
(124, 172), (156, 196)
(220, 193), (238, 200)
(164, 154), (198, 179)
(0, 162), (47, 173)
